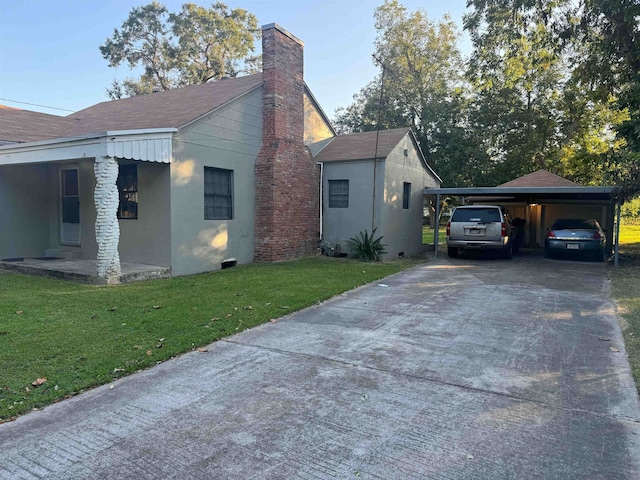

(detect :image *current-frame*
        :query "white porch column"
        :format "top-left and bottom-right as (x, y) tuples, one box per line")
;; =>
(94, 155), (121, 280)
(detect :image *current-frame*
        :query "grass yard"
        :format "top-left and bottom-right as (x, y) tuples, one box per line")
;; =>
(0, 256), (422, 422)
(422, 226), (446, 245)
(609, 224), (640, 391)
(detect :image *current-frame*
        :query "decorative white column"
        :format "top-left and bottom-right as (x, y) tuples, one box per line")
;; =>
(94, 155), (121, 280)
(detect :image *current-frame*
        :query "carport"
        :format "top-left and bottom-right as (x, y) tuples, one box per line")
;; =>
(424, 183), (622, 265)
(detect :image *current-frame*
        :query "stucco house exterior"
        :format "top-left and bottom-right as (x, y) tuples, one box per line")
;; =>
(0, 24), (440, 283)
(314, 128), (440, 259)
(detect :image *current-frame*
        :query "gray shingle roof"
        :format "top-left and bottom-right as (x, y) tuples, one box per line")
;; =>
(313, 127), (410, 162)
(499, 169), (581, 188)
(0, 74), (264, 143)
(67, 74), (263, 136)
(0, 106), (77, 143)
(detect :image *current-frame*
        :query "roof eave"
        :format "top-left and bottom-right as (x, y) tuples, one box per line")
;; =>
(424, 186), (618, 195)
(407, 129), (442, 184)
(0, 128), (177, 165)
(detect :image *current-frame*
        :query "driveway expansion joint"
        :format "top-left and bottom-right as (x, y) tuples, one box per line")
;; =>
(224, 338), (640, 425)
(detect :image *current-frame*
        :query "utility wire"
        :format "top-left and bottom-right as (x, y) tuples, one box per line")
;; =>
(0, 98), (75, 113)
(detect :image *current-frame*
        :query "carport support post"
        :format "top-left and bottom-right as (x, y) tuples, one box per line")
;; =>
(614, 200), (621, 267)
(434, 193), (440, 257)
(94, 155), (121, 283)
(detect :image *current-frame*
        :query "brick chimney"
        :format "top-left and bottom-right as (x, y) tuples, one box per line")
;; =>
(254, 24), (319, 262)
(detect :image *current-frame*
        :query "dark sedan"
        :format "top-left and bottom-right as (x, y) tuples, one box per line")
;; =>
(544, 219), (607, 261)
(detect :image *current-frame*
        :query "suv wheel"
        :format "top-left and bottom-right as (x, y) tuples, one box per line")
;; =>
(447, 247), (459, 258)
(503, 243), (513, 260)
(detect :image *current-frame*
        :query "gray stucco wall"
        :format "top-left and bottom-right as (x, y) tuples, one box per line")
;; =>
(118, 161), (171, 266)
(170, 88), (262, 276)
(322, 159), (381, 255)
(0, 164), (53, 258)
(322, 133), (440, 259)
(379, 135), (439, 258)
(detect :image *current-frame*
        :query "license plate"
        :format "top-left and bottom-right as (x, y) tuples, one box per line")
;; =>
(466, 228), (483, 235)
(567, 243), (579, 250)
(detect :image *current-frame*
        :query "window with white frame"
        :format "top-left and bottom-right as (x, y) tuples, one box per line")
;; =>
(204, 167), (233, 220)
(328, 179), (349, 208)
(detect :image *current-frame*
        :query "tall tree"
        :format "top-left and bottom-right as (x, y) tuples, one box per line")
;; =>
(334, 0), (488, 187)
(465, 0), (639, 193)
(100, 1), (259, 99)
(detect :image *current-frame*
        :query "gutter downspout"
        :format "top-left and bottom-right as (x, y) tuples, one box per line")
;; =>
(317, 162), (324, 240)
(372, 60), (385, 233)
(434, 193), (440, 257)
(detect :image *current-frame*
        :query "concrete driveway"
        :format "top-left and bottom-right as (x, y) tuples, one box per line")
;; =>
(1, 254), (639, 479)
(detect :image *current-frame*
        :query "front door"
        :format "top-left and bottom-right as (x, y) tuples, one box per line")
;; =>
(60, 168), (80, 245)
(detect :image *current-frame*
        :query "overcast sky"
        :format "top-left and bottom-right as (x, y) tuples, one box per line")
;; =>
(0, 0), (471, 119)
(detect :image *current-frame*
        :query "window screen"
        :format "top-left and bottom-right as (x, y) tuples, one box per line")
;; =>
(204, 167), (233, 220)
(117, 164), (138, 219)
(328, 179), (349, 208)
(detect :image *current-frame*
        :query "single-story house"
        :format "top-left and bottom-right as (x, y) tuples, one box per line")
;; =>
(0, 23), (440, 284)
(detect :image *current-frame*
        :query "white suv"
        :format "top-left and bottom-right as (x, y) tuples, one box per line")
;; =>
(446, 205), (514, 259)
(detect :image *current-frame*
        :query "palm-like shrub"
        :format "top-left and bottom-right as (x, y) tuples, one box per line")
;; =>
(346, 228), (387, 261)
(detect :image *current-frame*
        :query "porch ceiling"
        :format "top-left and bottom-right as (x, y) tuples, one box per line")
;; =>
(0, 128), (176, 166)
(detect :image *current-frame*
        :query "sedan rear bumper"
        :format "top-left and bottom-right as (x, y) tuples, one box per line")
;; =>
(545, 239), (604, 253)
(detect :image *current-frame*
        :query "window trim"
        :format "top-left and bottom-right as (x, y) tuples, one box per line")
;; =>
(204, 166), (234, 220)
(328, 179), (349, 208)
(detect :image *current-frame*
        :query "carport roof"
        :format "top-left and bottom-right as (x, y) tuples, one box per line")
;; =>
(423, 185), (619, 202)
(424, 169), (619, 202)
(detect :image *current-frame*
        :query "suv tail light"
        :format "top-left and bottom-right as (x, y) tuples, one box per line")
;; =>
(501, 222), (507, 237)
(446, 222), (451, 237)
(546, 230), (556, 238)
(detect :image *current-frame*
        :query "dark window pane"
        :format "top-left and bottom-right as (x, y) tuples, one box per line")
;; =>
(452, 208), (501, 223)
(62, 197), (80, 224)
(328, 179), (349, 208)
(117, 164), (138, 219)
(552, 219), (599, 230)
(403, 182), (411, 209)
(204, 167), (233, 220)
(62, 169), (78, 196)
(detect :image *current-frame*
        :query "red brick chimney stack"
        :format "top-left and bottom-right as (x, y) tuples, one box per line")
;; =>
(254, 24), (319, 261)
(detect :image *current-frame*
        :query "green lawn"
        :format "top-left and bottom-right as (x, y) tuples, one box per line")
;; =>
(3, 226), (638, 421)
(0, 256), (422, 422)
(422, 226), (446, 245)
(609, 224), (640, 391)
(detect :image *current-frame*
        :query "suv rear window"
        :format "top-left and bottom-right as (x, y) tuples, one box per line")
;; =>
(451, 208), (501, 223)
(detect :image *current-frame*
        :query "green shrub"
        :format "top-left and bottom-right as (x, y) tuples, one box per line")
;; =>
(346, 228), (387, 261)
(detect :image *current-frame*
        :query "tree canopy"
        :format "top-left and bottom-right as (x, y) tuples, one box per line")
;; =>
(334, 0), (487, 187)
(335, 0), (640, 195)
(100, 1), (260, 99)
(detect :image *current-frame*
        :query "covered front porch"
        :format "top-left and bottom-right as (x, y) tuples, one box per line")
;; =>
(0, 129), (175, 284)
